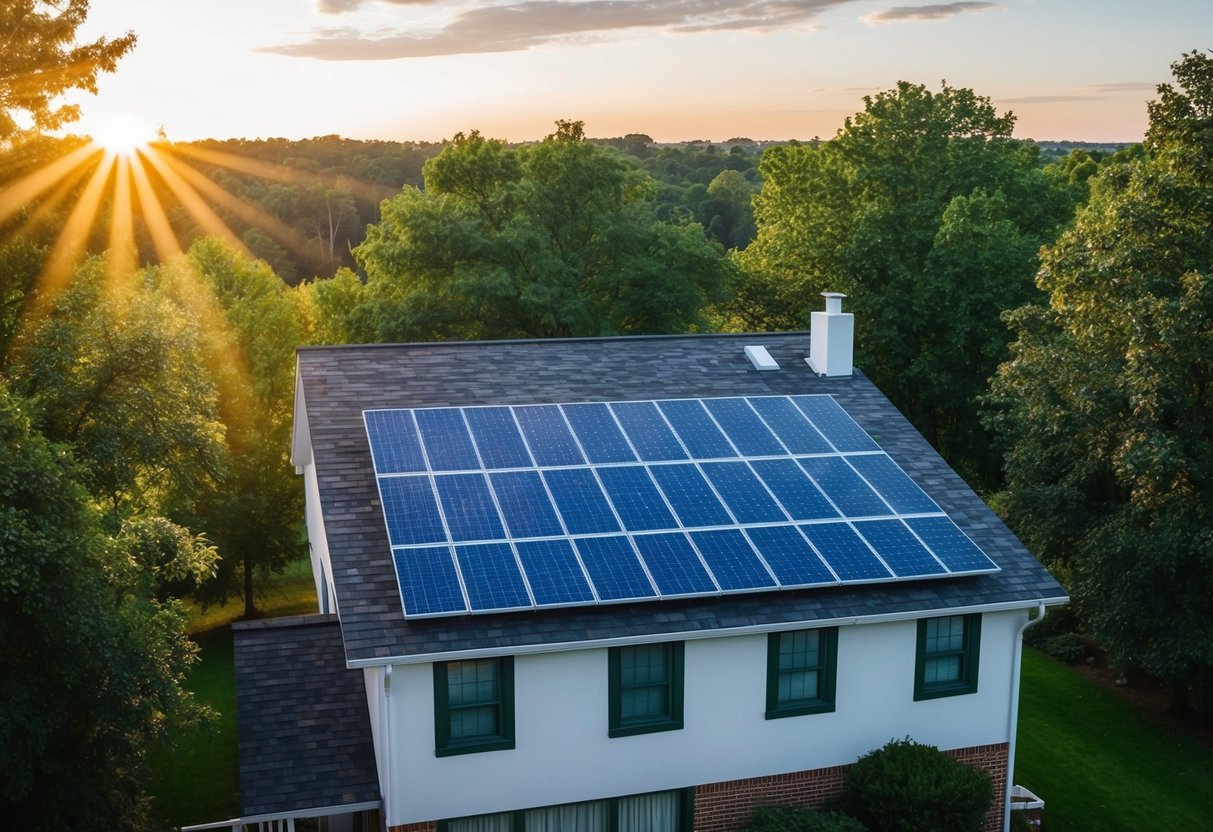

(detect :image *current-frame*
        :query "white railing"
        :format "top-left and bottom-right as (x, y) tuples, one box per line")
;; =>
(179, 800), (382, 832)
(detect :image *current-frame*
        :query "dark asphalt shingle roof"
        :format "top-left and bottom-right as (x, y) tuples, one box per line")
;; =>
(233, 615), (381, 816)
(296, 332), (1066, 664)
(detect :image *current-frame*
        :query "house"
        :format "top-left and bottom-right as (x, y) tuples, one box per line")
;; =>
(202, 299), (1066, 832)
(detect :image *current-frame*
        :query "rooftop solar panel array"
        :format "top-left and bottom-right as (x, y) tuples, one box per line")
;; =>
(364, 396), (1000, 618)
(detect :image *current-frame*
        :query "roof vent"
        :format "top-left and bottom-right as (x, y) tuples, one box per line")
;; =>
(744, 345), (779, 371)
(806, 292), (853, 377)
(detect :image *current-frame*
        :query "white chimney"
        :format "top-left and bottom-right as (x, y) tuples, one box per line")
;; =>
(806, 292), (853, 377)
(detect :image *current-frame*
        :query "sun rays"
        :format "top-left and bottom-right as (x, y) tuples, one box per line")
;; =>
(0, 131), (395, 316)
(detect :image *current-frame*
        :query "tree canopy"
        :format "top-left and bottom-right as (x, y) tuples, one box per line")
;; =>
(733, 82), (1074, 486)
(0, 381), (200, 830)
(349, 121), (728, 342)
(0, 1), (135, 141)
(987, 51), (1213, 711)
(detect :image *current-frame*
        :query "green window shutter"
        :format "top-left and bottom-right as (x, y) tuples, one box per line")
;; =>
(914, 614), (981, 701)
(434, 657), (515, 756)
(765, 628), (838, 719)
(609, 642), (684, 737)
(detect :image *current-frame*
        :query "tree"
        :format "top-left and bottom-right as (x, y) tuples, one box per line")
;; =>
(0, 1), (136, 141)
(735, 83), (1073, 487)
(0, 380), (200, 831)
(987, 51), (1213, 713)
(353, 121), (727, 341)
(167, 238), (308, 616)
(9, 256), (225, 521)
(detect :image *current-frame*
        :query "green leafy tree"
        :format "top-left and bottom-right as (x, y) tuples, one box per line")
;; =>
(735, 83), (1073, 487)
(0, 380), (200, 831)
(9, 257), (224, 520)
(167, 238), (308, 616)
(987, 51), (1213, 713)
(354, 121), (727, 341)
(0, 1), (136, 141)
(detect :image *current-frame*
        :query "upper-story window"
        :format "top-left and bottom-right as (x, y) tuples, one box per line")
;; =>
(765, 628), (838, 718)
(914, 614), (981, 700)
(608, 642), (684, 737)
(433, 657), (515, 756)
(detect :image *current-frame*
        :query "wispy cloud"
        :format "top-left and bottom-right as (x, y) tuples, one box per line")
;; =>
(863, 2), (999, 24)
(265, 0), (854, 61)
(1084, 81), (1157, 94)
(1000, 83), (1159, 105)
(318, 0), (440, 12)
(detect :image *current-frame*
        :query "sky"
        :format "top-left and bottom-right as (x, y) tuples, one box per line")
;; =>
(67, 0), (1213, 144)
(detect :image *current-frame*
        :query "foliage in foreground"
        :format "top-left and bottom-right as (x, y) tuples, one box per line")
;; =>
(987, 50), (1213, 712)
(744, 805), (867, 832)
(0, 1), (136, 140)
(0, 382), (201, 831)
(846, 738), (993, 832)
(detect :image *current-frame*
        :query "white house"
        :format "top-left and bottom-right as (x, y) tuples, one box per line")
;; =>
(203, 304), (1066, 832)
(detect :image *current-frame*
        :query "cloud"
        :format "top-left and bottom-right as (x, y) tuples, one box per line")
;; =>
(1084, 81), (1157, 94)
(265, 0), (853, 61)
(1000, 83), (1158, 105)
(863, 2), (998, 24)
(318, 0), (440, 12)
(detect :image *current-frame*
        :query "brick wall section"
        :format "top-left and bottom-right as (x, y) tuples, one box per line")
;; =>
(385, 743), (1007, 832)
(693, 743), (1009, 832)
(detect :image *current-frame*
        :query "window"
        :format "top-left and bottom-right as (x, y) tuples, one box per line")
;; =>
(434, 657), (514, 756)
(441, 789), (693, 832)
(914, 614), (981, 700)
(765, 628), (838, 719)
(608, 642), (684, 737)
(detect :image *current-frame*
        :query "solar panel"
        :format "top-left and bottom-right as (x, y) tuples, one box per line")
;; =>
(365, 395), (1000, 618)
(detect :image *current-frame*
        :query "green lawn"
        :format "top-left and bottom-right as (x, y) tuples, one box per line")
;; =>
(149, 560), (319, 829)
(1016, 647), (1213, 832)
(148, 631), (240, 829)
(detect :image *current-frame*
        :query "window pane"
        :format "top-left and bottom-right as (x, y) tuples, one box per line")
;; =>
(925, 655), (961, 684)
(450, 813), (514, 832)
(780, 669), (819, 702)
(622, 685), (668, 720)
(618, 792), (680, 832)
(526, 800), (610, 832)
(620, 644), (668, 686)
(448, 659), (498, 706)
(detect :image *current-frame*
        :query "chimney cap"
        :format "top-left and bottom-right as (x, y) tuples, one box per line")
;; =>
(820, 292), (846, 315)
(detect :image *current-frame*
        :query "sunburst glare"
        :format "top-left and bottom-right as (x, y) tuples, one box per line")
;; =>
(89, 112), (157, 157)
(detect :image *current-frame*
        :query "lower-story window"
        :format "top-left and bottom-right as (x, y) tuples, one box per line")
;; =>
(440, 788), (693, 832)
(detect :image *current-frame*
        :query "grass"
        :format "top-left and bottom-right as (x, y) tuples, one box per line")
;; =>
(1016, 647), (1213, 832)
(148, 560), (318, 829)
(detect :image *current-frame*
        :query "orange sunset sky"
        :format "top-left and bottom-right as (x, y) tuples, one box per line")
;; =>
(67, 0), (1213, 145)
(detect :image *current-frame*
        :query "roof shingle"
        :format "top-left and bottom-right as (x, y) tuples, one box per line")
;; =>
(296, 332), (1066, 664)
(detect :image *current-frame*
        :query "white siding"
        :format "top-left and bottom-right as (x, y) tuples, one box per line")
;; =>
(302, 461), (337, 615)
(384, 609), (1025, 826)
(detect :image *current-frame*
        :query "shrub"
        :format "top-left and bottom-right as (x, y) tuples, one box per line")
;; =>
(1038, 632), (1087, 664)
(744, 805), (868, 832)
(846, 738), (994, 832)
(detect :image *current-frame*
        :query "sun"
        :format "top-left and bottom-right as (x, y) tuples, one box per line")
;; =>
(90, 112), (157, 156)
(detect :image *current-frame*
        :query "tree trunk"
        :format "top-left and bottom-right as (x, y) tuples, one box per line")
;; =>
(242, 550), (257, 619)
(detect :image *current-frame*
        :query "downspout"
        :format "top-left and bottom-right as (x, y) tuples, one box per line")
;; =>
(1004, 602), (1046, 831)
(383, 665), (393, 829)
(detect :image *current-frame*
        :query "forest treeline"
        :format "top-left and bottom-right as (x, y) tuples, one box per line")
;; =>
(3, 5), (1212, 829)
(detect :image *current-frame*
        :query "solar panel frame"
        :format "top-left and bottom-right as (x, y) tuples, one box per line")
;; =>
(366, 394), (1001, 618)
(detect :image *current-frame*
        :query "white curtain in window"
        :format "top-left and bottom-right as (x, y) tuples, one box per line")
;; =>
(449, 812), (514, 832)
(525, 800), (609, 832)
(618, 791), (679, 832)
